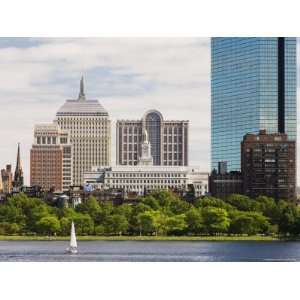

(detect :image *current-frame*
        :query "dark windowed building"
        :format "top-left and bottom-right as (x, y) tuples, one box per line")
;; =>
(241, 130), (296, 200)
(211, 38), (297, 172)
(116, 110), (189, 166)
(209, 168), (243, 199)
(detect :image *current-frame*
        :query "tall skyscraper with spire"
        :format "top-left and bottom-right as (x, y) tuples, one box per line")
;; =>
(13, 143), (24, 190)
(56, 76), (111, 185)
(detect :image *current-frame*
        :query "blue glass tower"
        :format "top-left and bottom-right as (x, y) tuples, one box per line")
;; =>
(211, 37), (297, 171)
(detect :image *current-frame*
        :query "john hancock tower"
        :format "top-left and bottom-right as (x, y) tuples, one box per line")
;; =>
(211, 37), (296, 171)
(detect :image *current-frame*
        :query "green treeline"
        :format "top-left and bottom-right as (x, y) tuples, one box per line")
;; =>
(0, 191), (300, 237)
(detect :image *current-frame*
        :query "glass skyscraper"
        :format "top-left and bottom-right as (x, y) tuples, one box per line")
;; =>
(211, 37), (297, 171)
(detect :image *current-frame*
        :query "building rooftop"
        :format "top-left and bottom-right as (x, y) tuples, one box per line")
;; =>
(56, 99), (108, 116)
(56, 76), (108, 117)
(88, 165), (208, 174)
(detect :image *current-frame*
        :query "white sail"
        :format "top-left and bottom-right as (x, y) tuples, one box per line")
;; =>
(70, 221), (77, 248)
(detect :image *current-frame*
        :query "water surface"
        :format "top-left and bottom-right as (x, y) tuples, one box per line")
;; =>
(0, 240), (299, 262)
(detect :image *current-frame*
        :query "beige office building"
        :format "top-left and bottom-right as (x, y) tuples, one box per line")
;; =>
(56, 77), (111, 185)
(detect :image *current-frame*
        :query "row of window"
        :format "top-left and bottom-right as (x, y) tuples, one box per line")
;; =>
(107, 173), (186, 178)
(107, 179), (186, 184)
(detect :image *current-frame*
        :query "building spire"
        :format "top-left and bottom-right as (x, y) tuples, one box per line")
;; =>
(16, 143), (21, 171)
(78, 75), (86, 100)
(13, 143), (24, 190)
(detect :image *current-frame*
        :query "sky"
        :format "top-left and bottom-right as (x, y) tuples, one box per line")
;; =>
(0, 38), (299, 185)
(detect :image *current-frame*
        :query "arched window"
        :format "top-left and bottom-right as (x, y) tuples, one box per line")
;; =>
(144, 111), (162, 165)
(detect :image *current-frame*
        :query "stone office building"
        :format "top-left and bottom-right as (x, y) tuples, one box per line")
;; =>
(55, 77), (111, 185)
(241, 130), (296, 200)
(116, 109), (189, 166)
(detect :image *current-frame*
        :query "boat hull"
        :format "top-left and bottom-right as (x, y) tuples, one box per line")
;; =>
(66, 247), (78, 254)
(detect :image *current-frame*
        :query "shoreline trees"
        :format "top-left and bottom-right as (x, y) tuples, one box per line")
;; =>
(0, 191), (299, 237)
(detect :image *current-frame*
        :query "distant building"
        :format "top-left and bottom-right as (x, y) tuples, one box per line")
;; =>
(241, 130), (296, 200)
(1, 165), (13, 194)
(116, 109), (188, 166)
(13, 143), (24, 191)
(84, 166), (208, 198)
(30, 123), (72, 192)
(19, 186), (43, 198)
(218, 161), (227, 175)
(209, 169), (243, 199)
(211, 38), (297, 172)
(56, 76), (111, 185)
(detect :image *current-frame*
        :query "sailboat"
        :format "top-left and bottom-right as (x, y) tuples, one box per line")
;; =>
(66, 221), (78, 254)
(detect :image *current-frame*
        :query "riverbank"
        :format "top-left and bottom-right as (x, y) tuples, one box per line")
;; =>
(0, 235), (281, 241)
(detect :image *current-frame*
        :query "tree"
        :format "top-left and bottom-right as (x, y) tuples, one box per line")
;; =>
(74, 213), (94, 235)
(150, 190), (176, 208)
(142, 195), (160, 210)
(185, 208), (204, 234)
(26, 204), (50, 232)
(94, 225), (105, 235)
(0, 222), (20, 235)
(37, 216), (61, 235)
(169, 198), (191, 215)
(229, 210), (272, 235)
(85, 196), (101, 219)
(60, 217), (72, 236)
(277, 201), (300, 235)
(137, 211), (155, 235)
(105, 214), (128, 235)
(226, 194), (254, 211)
(201, 207), (230, 234)
(137, 210), (168, 236)
(195, 197), (232, 211)
(254, 196), (279, 223)
(93, 202), (114, 225)
(0, 205), (25, 228)
(165, 214), (187, 235)
(129, 203), (152, 234)
(114, 204), (133, 219)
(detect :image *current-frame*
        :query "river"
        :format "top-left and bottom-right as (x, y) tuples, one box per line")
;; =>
(0, 240), (299, 262)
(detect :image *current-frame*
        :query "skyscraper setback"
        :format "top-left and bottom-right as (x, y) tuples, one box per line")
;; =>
(55, 77), (111, 185)
(211, 37), (297, 172)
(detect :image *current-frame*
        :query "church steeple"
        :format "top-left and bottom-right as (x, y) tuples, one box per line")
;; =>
(13, 143), (24, 190)
(78, 75), (86, 100)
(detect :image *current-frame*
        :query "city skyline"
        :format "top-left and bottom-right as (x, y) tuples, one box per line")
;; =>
(1, 37), (300, 184)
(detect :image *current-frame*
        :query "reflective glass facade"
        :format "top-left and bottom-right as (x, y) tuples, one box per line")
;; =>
(211, 37), (296, 171)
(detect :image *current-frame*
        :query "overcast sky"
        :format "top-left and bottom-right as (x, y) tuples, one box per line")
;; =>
(0, 38), (299, 185)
